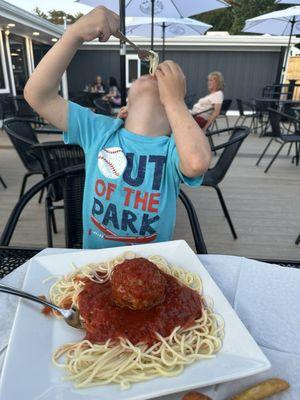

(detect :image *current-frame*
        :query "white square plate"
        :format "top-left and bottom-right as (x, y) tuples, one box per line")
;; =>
(0, 240), (270, 400)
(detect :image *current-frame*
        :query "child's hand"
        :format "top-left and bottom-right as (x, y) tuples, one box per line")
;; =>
(117, 106), (128, 119)
(155, 61), (186, 107)
(68, 6), (119, 43)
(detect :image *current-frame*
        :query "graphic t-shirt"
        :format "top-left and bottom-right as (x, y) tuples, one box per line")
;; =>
(63, 101), (203, 249)
(191, 91), (224, 120)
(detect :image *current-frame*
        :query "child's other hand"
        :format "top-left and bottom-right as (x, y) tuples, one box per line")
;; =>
(117, 106), (128, 119)
(155, 61), (186, 107)
(68, 6), (119, 43)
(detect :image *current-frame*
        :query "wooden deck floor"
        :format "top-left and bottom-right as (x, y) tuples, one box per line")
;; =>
(0, 117), (299, 260)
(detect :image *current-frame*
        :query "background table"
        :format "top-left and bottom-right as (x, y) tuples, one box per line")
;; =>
(0, 248), (299, 399)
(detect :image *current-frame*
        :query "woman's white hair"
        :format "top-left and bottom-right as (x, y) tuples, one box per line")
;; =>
(208, 71), (224, 91)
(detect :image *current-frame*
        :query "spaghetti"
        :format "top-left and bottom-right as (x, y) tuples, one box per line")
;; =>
(146, 50), (159, 75)
(49, 252), (224, 389)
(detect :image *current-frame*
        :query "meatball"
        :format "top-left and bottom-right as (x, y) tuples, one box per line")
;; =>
(111, 258), (166, 310)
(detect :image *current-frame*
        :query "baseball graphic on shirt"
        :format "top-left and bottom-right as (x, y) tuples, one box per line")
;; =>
(98, 147), (127, 179)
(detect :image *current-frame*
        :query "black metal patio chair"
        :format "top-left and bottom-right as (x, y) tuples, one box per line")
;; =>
(0, 175), (7, 189)
(235, 99), (258, 132)
(28, 142), (85, 247)
(3, 118), (45, 199)
(70, 93), (93, 108)
(203, 126), (250, 239)
(0, 165), (207, 254)
(212, 99), (232, 130)
(256, 109), (300, 173)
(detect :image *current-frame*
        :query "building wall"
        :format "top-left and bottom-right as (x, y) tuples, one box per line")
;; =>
(67, 48), (282, 108)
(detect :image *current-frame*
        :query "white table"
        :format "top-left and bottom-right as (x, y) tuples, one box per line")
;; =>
(0, 249), (299, 399)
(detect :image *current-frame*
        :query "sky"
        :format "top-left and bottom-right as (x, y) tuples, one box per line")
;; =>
(8, 0), (92, 14)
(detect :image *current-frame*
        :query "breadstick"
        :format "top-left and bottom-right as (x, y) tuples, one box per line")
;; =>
(182, 391), (212, 400)
(230, 378), (290, 400)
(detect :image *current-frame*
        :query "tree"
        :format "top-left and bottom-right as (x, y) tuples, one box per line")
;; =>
(230, 0), (283, 34)
(33, 8), (83, 25)
(195, 0), (285, 34)
(33, 7), (48, 20)
(194, 8), (234, 32)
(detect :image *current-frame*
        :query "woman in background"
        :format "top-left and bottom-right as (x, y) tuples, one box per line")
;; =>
(91, 75), (105, 93)
(102, 76), (121, 106)
(191, 72), (224, 131)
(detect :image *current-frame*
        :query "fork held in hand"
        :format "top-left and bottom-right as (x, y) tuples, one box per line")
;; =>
(0, 283), (82, 329)
(113, 30), (153, 60)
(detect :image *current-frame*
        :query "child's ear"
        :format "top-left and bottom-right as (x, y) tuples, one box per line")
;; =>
(117, 106), (128, 120)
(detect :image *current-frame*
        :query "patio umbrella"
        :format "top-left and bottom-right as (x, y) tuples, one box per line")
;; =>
(243, 6), (300, 75)
(276, 0), (300, 3)
(77, 0), (229, 49)
(126, 17), (212, 61)
(76, 0), (230, 105)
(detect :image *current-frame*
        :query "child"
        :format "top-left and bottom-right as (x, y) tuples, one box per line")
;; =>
(24, 6), (212, 249)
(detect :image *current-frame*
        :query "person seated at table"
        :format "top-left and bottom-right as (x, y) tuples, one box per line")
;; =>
(24, 6), (211, 250)
(102, 76), (121, 106)
(91, 75), (106, 93)
(191, 72), (224, 131)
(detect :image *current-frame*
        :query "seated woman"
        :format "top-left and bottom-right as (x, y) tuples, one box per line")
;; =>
(91, 75), (106, 93)
(102, 77), (121, 106)
(191, 72), (224, 131)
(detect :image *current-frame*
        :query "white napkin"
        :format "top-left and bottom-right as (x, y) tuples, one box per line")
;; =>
(199, 256), (300, 400)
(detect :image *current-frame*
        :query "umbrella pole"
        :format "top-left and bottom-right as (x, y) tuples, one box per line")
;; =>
(119, 0), (126, 106)
(282, 16), (295, 81)
(151, 0), (154, 50)
(162, 22), (166, 61)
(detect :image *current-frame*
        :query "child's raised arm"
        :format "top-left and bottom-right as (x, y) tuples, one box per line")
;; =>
(155, 61), (212, 178)
(24, 6), (119, 131)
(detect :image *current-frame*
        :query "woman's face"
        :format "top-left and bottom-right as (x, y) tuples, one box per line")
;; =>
(208, 76), (218, 93)
(96, 76), (102, 85)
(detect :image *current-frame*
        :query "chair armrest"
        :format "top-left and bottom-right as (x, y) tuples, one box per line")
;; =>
(267, 107), (300, 124)
(192, 107), (214, 118)
(206, 127), (237, 137)
(210, 132), (248, 152)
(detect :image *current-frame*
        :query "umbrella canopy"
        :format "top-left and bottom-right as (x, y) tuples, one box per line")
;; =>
(76, 0), (229, 18)
(243, 6), (300, 79)
(243, 6), (300, 35)
(126, 17), (211, 60)
(76, 0), (229, 104)
(126, 17), (211, 37)
(276, 0), (300, 3)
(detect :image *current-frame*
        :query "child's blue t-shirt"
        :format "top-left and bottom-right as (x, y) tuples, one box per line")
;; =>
(63, 101), (203, 249)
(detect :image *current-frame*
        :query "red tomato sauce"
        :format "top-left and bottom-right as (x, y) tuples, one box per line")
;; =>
(78, 269), (202, 345)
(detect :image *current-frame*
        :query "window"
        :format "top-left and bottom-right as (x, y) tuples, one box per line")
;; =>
(8, 34), (28, 94)
(32, 41), (50, 67)
(126, 55), (140, 87)
(0, 31), (9, 93)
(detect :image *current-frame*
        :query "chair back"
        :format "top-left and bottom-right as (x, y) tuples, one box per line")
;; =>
(268, 109), (284, 139)
(0, 165), (85, 248)
(0, 97), (15, 120)
(3, 119), (41, 172)
(63, 168), (85, 248)
(220, 99), (232, 115)
(70, 93), (93, 108)
(29, 142), (85, 202)
(236, 99), (244, 116)
(93, 98), (112, 116)
(205, 127), (249, 184)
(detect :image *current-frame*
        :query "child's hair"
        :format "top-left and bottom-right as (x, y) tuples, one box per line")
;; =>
(109, 76), (119, 89)
(208, 71), (224, 91)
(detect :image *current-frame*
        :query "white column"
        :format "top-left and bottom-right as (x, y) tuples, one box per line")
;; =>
(61, 71), (69, 100)
(25, 37), (33, 75)
(4, 31), (16, 96)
